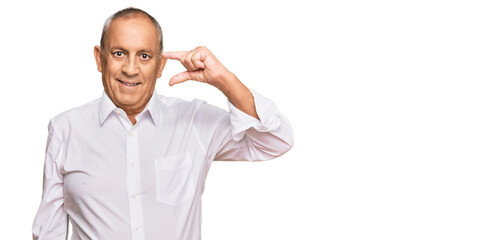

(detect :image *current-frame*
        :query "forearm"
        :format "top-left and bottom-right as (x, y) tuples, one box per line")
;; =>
(218, 71), (259, 120)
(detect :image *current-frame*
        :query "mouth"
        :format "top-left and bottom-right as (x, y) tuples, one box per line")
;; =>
(117, 79), (141, 87)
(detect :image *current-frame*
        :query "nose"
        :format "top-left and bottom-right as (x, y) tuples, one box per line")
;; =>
(122, 55), (139, 77)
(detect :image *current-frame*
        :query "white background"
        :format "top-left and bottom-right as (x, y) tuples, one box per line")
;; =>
(1, 0), (502, 239)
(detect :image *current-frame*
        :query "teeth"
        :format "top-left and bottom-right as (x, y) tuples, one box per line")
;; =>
(119, 80), (140, 86)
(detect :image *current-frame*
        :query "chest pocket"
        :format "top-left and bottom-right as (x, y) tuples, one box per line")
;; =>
(154, 153), (196, 206)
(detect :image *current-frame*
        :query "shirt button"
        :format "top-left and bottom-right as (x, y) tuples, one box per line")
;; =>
(132, 194), (136, 199)
(130, 162), (135, 167)
(114, 109), (121, 114)
(135, 226), (140, 231)
(129, 132), (133, 137)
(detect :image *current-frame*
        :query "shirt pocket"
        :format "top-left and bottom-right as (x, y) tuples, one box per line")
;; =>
(154, 153), (196, 206)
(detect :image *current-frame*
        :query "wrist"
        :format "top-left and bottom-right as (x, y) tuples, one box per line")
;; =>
(216, 71), (239, 95)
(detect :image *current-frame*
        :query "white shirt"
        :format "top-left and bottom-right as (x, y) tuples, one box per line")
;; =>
(32, 89), (293, 240)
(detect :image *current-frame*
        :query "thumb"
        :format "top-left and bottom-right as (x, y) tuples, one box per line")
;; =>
(169, 70), (204, 86)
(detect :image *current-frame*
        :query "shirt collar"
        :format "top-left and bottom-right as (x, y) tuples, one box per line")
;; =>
(98, 90), (161, 126)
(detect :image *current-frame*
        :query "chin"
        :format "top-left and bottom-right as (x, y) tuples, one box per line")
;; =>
(116, 93), (142, 106)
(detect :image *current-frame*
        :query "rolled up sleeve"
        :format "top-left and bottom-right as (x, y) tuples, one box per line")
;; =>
(211, 89), (294, 161)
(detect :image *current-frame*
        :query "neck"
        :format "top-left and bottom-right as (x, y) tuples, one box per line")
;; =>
(113, 100), (149, 125)
(123, 104), (147, 125)
(127, 114), (138, 125)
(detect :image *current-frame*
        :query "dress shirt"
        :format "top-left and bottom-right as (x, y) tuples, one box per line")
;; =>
(32, 89), (293, 240)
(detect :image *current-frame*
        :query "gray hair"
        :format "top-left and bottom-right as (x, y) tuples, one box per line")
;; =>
(100, 7), (163, 55)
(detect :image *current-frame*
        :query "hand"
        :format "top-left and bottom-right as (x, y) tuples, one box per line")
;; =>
(162, 46), (232, 90)
(163, 46), (259, 119)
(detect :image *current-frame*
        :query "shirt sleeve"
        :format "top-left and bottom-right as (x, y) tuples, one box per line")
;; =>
(32, 120), (68, 240)
(208, 89), (294, 161)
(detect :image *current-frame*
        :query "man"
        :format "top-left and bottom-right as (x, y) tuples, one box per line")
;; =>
(32, 7), (293, 240)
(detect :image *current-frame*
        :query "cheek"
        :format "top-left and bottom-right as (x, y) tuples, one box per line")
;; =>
(106, 61), (122, 76)
(142, 64), (160, 81)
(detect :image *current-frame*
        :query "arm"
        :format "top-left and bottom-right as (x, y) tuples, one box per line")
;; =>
(163, 47), (293, 161)
(216, 71), (259, 120)
(212, 89), (294, 161)
(32, 121), (68, 240)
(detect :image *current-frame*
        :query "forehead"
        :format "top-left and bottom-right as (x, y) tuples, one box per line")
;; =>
(105, 15), (159, 52)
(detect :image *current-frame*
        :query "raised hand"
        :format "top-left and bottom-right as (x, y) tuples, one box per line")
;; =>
(162, 46), (232, 90)
(162, 46), (259, 119)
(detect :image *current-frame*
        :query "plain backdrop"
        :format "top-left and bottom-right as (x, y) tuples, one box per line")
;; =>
(1, 0), (503, 239)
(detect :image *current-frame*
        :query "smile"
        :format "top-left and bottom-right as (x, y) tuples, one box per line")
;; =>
(118, 80), (141, 87)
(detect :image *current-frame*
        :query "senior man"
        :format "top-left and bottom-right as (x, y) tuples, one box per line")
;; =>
(32, 7), (293, 240)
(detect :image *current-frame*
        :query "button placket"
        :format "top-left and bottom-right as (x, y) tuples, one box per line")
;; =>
(126, 127), (145, 240)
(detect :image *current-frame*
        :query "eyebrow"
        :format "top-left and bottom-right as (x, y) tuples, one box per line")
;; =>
(111, 47), (154, 54)
(138, 49), (154, 54)
(110, 47), (128, 54)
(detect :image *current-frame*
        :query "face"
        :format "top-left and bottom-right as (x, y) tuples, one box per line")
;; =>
(94, 15), (166, 113)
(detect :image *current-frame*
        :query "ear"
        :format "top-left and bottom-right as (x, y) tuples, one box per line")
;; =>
(94, 45), (103, 73)
(156, 53), (168, 78)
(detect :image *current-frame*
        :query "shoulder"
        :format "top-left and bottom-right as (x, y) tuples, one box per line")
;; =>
(156, 94), (228, 124)
(156, 94), (224, 115)
(47, 98), (101, 136)
(156, 94), (194, 108)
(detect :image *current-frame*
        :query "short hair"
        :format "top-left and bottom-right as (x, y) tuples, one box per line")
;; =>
(100, 7), (163, 55)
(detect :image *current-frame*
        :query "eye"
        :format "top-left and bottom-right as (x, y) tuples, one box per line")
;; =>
(113, 51), (124, 57)
(140, 53), (150, 60)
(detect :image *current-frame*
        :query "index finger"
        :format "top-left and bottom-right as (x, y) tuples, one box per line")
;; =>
(162, 51), (188, 60)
